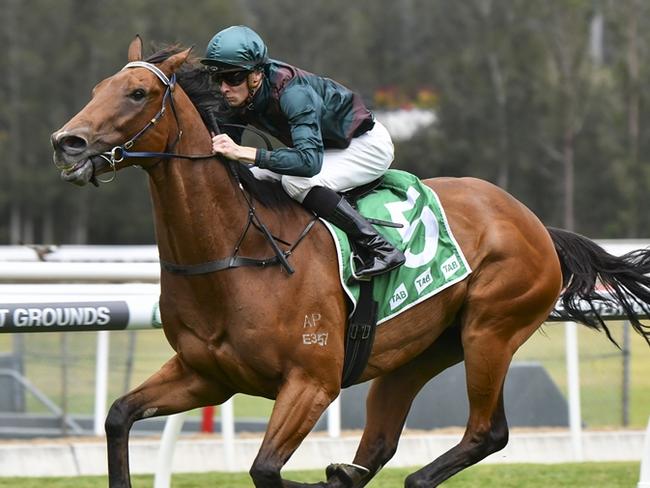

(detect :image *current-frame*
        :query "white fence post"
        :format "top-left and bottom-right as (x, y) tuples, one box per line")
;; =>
(221, 398), (236, 471)
(565, 321), (583, 461)
(327, 396), (341, 438)
(93, 330), (110, 436)
(638, 417), (650, 488)
(154, 412), (187, 488)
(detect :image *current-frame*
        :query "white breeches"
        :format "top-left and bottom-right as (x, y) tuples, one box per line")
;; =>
(250, 120), (394, 202)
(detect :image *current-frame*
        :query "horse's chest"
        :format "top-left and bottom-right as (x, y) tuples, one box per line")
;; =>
(161, 310), (281, 393)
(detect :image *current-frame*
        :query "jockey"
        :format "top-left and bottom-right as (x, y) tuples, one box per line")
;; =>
(201, 25), (404, 279)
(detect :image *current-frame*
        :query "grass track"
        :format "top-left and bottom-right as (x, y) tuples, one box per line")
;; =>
(0, 462), (640, 487)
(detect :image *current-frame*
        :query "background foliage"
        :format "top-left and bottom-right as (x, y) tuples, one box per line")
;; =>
(2, 0), (650, 244)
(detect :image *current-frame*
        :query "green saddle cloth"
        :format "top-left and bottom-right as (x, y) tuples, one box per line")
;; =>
(321, 170), (472, 324)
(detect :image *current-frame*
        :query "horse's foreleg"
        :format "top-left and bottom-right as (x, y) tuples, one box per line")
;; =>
(340, 326), (463, 487)
(105, 354), (232, 488)
(249, 372), (338, 488)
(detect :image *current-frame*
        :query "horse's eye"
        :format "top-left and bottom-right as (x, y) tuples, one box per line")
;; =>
(129, 89), (146, 101)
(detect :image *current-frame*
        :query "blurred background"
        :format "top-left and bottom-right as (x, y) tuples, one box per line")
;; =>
(2, 0), (650, 245)
(0, 0), (649, 450)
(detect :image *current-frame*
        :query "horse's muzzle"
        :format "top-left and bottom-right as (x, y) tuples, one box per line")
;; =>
(51, 128), (110, 186)
(58, 157), (95, 186)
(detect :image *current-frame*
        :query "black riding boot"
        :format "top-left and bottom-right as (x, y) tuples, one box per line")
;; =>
(303, 186), (405, 279)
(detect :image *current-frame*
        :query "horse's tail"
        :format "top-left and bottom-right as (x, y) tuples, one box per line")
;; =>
(547, 226), (650, 347)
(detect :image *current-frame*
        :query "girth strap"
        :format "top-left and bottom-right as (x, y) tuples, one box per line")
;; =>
(341, 278), (378, 388)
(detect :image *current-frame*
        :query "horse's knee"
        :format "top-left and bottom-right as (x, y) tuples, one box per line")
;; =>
(105, 397), (134, 438)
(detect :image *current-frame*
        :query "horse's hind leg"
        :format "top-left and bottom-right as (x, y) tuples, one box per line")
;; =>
(330, 325), (464, 487)
(106, 354), (233, 488)
(403, 310), (547, 487)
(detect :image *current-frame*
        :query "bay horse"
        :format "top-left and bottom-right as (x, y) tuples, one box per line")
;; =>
(51, 37), (650, 488)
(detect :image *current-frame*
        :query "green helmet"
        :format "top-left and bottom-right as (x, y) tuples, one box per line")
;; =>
(201, 25), (268, 72)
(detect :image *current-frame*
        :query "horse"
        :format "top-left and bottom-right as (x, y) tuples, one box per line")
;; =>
(51, 37), (650, 488)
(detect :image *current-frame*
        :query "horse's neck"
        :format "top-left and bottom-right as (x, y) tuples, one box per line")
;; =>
(146, 97), (247, 267)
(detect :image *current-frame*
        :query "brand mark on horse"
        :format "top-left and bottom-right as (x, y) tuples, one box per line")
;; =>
(302, 332), (328, 347)
(303, 313), (322, 328)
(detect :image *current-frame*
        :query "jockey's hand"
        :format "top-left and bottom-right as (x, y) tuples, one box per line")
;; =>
(211, 134), (258, 164)
(212, 134), (240, 160)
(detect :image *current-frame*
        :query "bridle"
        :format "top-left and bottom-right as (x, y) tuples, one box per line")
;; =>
(90, 60), (312, 275)
(95, 61), (274, 182)
(93, 61), (207, 182)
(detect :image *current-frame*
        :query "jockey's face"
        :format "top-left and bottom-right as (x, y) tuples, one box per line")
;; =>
(218, 71), (263, 108)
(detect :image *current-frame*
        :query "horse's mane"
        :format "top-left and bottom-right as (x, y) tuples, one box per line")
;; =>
(145, 46), (294, 210)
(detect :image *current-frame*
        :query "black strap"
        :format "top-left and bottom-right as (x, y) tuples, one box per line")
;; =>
(341, 279), (378, 388)
(340, 177), (403, 229)
(226, 160), (295, 275)
(160, 212), (317, 277)
(161, 254), (287, 276)
(341, 177), (384, 202)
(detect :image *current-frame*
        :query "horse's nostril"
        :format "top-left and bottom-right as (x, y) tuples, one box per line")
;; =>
(57, 134), (88, 155)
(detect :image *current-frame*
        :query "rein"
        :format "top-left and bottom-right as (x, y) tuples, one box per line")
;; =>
(105, 60), (312, 275)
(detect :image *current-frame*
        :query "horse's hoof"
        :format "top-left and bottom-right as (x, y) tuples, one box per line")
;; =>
(325, 463), (371, 487)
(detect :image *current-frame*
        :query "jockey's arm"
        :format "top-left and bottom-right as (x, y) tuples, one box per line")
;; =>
(255, 86), (324, 176)
(213, 86), (326, 176)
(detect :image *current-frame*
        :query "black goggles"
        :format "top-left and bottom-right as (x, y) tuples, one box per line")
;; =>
(209, 69), (251, 86)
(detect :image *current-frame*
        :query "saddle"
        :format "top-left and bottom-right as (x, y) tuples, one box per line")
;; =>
(341, 177), (384, 202)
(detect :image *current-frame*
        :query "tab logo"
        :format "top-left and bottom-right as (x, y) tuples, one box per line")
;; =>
(440, 255), (461, 280)
(414, 268), (434, 294)
(389, 283), (409, 311)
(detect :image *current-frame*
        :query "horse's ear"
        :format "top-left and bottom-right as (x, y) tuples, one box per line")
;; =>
(128, 35), (143, 62)
(160, 47), (193, 75)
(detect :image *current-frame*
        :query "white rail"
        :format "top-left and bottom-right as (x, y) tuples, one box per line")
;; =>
(0, 262), (160, 283)
(0, 245), (159, 262)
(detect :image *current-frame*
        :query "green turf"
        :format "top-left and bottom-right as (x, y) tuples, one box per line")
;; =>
(0, 462), (640, 487)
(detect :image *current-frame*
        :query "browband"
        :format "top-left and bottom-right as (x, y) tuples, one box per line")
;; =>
(122, 61), (172, 86)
